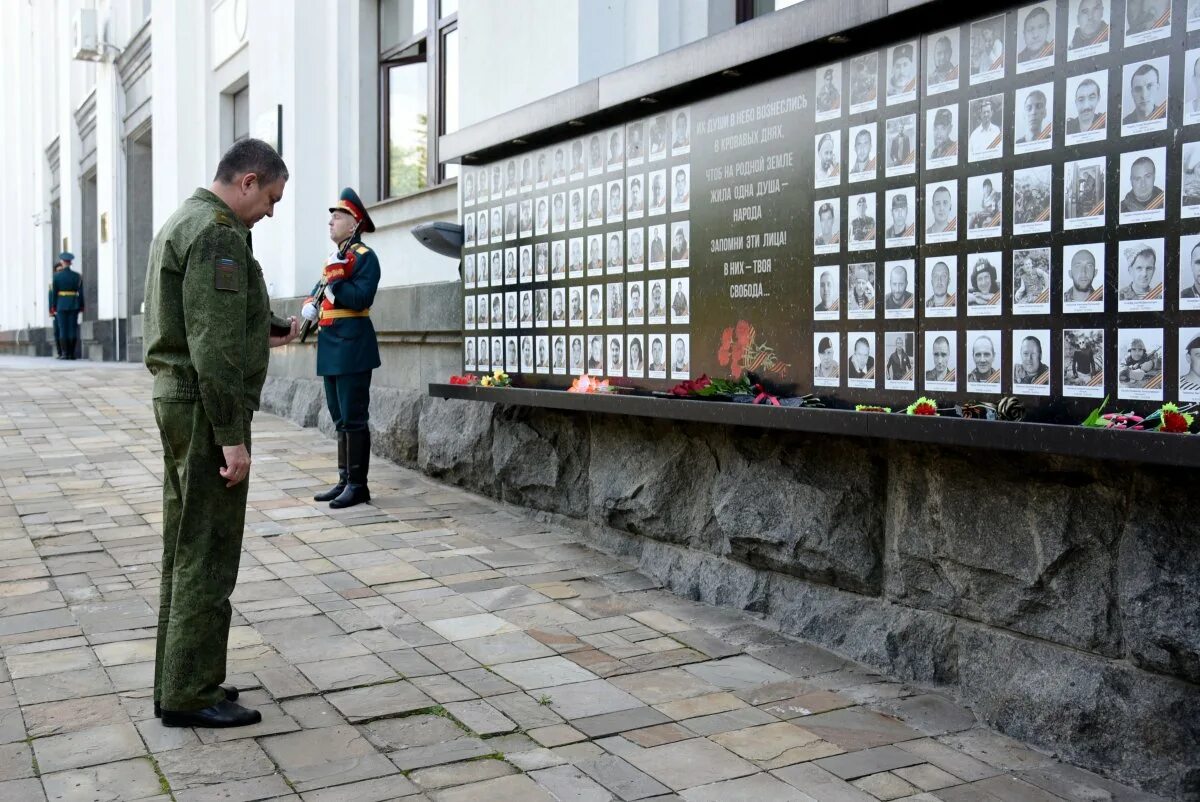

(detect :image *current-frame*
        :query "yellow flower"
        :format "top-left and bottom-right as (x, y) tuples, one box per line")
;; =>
(480, 376), (493, 387)
(493, 369), (505, 380)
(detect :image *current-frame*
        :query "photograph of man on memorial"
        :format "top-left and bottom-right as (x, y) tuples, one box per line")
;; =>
(649, 279), (667, 324)
(1063, 243), (1105, 311)
(886, 41), (918, 104)
(847, 334), (877, 386)
(1012, 248), (1052, 312)
(816, 64), (843, 120)
(1064, 158), (1106, 228)
(814, 334), (841, 385)
(504, 160), (516, 195)
(520, 156), (533, 192)
(967, 94), (1003, 161)
(1013, 331), (1052, 391)
(1066, 73), (1107, 144)
(967, 174), (1002, 239)
(924, 331), (957, 387)
(672, 109), (691, 155)
(607, 335), (624, 377)
(1186, 49), (1200, 125)
(672, 335), (691, 379)
(553, 336), (566, 373)
(1113, 146), (1161, 222)
(1069, 0), (1111, 57)
(967, 332), (1002, 388)
(848, 263), (876, 316)
(849, 124), (877, 181)
(1015, 84), (1053, 153)
(1125, 0), (1171, 45)
(552, 146), (567, 183)
(1117, 239), (1165, 311)
(649, 334), (667, 375)
(607, 282), (624, 325)
(1182, 142), (1200, 216)
(1014, 166), (1052, 234)
(1180, 329), (1200, 400)
(815, 132), (842, 188)
(588, 134), (604, 176)
(924, 258), (957, 315)
(814, 268), (841, 319)
(886, 115), (916, 175)
(671, 222), (690, 268)
(588, 335), (604, 373)
(885, 261), (916, 317)
(967, 254), (1002, 314)
(814, 200), (841, 253)
(927, 29), (960, 94)
(925, 181), (957, 243)
(885, 333), (915, 384)
(648, 115), (667, 161)
(970, 15), (1006, 83)
(1064, 329), (1105, 395)
(849, 52), (879, 112)
(1121, 58), (1169, 136)
(476, 210), (488, 245)
(627, 120), (645, 165)
(570, 335), (584, 373)
(1118, 330), (1165, 400)
(607, 128), (625, 171)
(1016, 2), (1056, 73)
(850, 194), (877, 250)
(649, 170), (667, 216)
(1182, 236), (1200, 310)
(536, 337), (549, 371)
(570, 139), (586, 179)
(926, 106), (958, 170)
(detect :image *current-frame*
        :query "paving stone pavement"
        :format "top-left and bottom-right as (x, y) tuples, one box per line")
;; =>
(0, 357), (1164, 802)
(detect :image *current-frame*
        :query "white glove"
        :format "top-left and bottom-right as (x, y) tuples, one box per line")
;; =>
(301, 302), (318, 322)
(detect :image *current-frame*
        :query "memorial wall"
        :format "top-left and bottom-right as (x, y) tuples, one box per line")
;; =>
(458, 0), (1200, 424)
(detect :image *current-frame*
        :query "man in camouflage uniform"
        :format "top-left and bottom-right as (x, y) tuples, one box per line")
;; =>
(143, 139), (298, 728)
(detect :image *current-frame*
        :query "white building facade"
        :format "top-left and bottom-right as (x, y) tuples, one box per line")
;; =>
(0, 0), (764, 361)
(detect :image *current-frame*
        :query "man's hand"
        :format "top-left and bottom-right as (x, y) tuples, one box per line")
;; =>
(270, 316), (300, 348)
(49, 309), (55, 318)
(220, 443), (251, 488)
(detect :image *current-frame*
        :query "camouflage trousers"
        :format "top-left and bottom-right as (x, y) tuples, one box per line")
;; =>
(152, 399), (251, 711)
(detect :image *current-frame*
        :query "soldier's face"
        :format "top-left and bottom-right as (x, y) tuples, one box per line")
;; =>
(1132, 71), (1159, 116)
(819, 274), (831, 304)
(855, 135), (870, 160)
(819, 140), (834, 167)
(652, 341), (664, 362)
(329, 210), (357, 243)
(1023, 13), (1048, 49)
(932, 189), (951, 223)
(1078, 0), (1104, 34)
(894, 337), (905, 355)
(979, 101), (993, 125)
(1021, 339), (1040, 372)
(1131, 255), (1156, 291)
(891, 268), (907, 296)
(973, 339), (994, 373)
(1191, 245), (1200, 286)
(1025, 94), (1046, 131)
(1132, 162), (1156, 200)
(1075, 82), (1099, 119)
(933, 341), (949, 371)
(892, 203), (908, 228)
(1071, 255), (1097, 289)
(235, 175), (287, 227)
(932, 265), (950, 295)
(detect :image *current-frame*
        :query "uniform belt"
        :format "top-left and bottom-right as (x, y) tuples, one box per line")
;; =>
(57, 291), (78, 296)
(319, 308), (370, 320)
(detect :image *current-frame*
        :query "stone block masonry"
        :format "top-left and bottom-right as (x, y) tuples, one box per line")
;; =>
(258, 378), (1200, 798)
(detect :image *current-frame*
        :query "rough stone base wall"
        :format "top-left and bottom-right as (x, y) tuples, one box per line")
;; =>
(260, 376), (1200, 799)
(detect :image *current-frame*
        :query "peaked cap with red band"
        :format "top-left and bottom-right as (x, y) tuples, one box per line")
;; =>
(329, 187), (376, 233)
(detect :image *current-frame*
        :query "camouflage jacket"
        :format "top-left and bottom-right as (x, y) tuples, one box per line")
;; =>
(143, 189), (285, 446)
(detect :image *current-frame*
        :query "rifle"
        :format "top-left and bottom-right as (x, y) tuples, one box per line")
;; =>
(299, 226), (359, 343)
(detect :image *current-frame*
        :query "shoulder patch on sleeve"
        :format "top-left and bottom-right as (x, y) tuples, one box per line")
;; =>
(214, 210), (235, 228)
(213, 257), (241, 292)
(354, 244), (370, 255)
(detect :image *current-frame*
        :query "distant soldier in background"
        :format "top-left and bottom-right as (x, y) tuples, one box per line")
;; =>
(49, 251), (84, 360)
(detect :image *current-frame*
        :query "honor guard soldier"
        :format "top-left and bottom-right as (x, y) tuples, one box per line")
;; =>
(143, 139), (299, 728)
(302, 188), (382, 509)
(49, 252), (84, 359)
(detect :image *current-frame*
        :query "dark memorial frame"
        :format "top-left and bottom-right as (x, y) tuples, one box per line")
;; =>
(441, 0), (1200, 463)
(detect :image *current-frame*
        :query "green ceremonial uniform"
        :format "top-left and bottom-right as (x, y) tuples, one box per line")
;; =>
(49, 262), (84, 359)
(143, 188), (285, 711)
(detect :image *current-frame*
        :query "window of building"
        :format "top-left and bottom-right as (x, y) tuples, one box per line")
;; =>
(380, 0), (459, 198)
(232, 86), (250, 143)
(737, 0), (806, 23)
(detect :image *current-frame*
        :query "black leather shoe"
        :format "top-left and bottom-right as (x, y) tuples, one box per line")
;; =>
(329, 483), (370, 509)
(160, 699), (261, 728)
(155, 685), (239, 718)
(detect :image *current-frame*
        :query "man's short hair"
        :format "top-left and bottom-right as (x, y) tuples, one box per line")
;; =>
(1076, 78), (1101, 98)
(934, 108), (953, 128)
(213, 138), (289, 185)
(818, 202), (834, 219)
(933, 335), (950, 350)
(1022, 336), (1043, 360)
(1024, 6), (1050, 28)
(1131, 156), (1156, 177)
(1132, 63), (1160, 85)
(1026, 89), (1047, 107)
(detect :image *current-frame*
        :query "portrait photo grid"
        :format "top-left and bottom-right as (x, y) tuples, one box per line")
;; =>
(459, 108), (694, 384)
(457, 0), (1200, 417)
(805, 0), (1197, 413)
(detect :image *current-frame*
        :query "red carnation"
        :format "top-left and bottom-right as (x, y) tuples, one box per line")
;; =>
(1161, 410), (1190, 433)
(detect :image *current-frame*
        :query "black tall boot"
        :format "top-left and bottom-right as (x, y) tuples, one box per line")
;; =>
(314, 433), (348, 501)
(329, 429), (370, 509)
